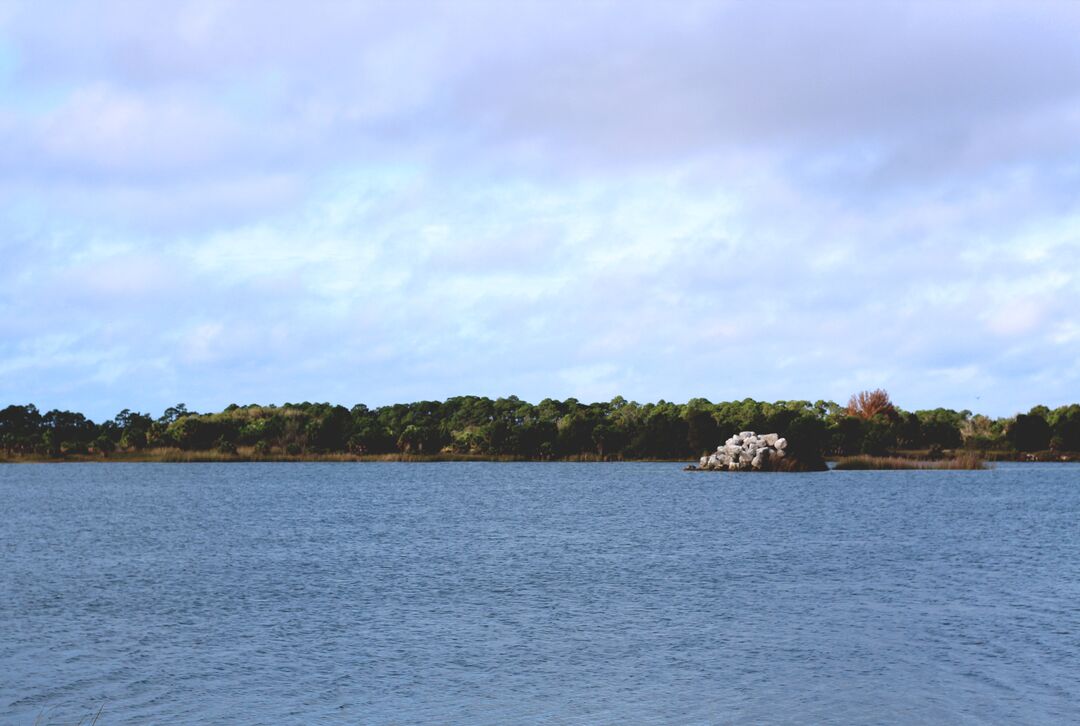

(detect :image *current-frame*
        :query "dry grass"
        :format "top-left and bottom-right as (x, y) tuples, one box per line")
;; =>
(144, 448), (478, 463)
(1, 448), (536, 463)
(1, 449), (695, 464)
(834, 453), (987, 470)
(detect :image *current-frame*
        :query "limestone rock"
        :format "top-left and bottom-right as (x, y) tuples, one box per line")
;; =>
(695, 430), (790, 472)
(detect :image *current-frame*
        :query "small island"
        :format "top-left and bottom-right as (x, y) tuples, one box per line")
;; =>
(686, 431), (821, 471)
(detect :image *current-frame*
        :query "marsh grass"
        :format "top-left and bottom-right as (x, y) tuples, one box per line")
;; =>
(0, 448), (510, 463)
(0, 448), (693, 463)
(834, 453), (987, 470)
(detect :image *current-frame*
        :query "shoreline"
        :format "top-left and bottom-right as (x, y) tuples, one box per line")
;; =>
(0, 451), (693, 464)
(2, 451), (1075, 464)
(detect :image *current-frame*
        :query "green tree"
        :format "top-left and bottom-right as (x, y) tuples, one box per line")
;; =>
(42, 410), (95, 452)
(915, 409), (966, 449)
(1049, 405), (1080, 452)
(0, 404), (43, 454)
(93, 435), (116, 457)
(685, 399), (719, 454)
(397, 424), (440, 454)
(158, 404), (191, 425)
(168, 416), (217, 450)
(860, 415), (896, 455)
(1007, 413), (1051, 452)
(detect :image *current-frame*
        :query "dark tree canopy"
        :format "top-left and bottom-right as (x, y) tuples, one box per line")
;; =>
(1008, 413), (1052, 453)
(0, 395), (1073, 460)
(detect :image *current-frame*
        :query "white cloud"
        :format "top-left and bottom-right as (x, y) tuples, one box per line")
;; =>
(1, 1), (1080, 418)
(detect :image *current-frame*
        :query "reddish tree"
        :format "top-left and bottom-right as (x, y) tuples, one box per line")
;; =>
(847, 389), (896, 420)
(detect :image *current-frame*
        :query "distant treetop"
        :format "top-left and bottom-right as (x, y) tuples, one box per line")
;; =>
(847, 389), (896, 420)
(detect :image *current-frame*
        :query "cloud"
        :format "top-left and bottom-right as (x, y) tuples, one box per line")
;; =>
(1, 1), (1079, 419)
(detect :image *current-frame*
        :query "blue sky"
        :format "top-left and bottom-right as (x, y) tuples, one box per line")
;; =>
(1, 1), (1079, 420)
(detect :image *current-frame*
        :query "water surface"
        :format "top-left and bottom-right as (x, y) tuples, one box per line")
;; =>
(2, 462), (1079, 724)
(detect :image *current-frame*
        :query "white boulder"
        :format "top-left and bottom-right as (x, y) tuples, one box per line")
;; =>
(698, 431), (788, 472)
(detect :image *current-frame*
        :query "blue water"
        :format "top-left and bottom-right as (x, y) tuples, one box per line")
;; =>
(2, 462), (1079, 724)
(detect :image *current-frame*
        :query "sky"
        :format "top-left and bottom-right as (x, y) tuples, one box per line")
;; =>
(1, 0), (1079, 421)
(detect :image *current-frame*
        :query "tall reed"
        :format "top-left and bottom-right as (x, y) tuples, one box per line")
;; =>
(834, 454), (986, 470)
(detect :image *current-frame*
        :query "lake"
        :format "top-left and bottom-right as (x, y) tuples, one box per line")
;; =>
(2, 462), (1079, 724)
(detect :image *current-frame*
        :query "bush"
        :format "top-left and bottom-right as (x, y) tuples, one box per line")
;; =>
(62, 440), (88, 455)
(1007, 413), (1051, 452)
(119, 430), (147, 451)
(93, 435), (116, 457)
(847, 389), (896, 420)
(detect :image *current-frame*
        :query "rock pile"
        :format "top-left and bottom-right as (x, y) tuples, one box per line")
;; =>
(698, 431), (787, 471)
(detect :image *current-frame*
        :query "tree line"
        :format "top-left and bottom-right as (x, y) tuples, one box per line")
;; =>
(1, 392), (1079, 460)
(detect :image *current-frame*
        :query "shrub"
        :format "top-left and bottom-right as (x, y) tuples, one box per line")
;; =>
(93, 435), (116, 457)
(847, 389), (896, 420)
(1007, 413), (1051, 452)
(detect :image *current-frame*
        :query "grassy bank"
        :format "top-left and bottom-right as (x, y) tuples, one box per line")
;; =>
(4, 449), (1065, 467)
(833, 453), (987, 470)
(0, 448), (689, 464)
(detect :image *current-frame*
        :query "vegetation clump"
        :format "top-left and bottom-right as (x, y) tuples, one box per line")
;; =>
(834, 453), (986, 470)
(847, 389), (897, 420)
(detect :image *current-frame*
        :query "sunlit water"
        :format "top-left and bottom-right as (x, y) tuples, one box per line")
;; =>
(2, 462), (1079, 724)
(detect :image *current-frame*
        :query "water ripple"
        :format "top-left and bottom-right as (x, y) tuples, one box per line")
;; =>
(2, 462), (1079, 724)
